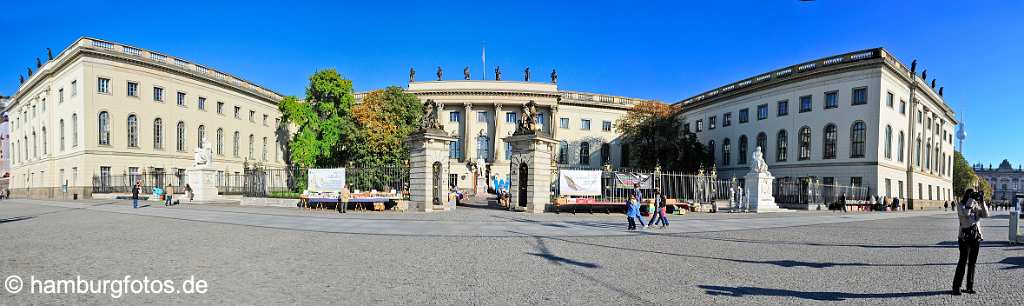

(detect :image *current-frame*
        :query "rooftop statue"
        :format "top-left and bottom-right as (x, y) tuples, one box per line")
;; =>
(524, 67), (530, 82)
(550, 69), (557, 84)
(495, 66), (502, 81)
(420, 99), (444, 132)
(409, 67), (415, 83)
(47, 48), (53, 60)
(464, 66), (470, 80)
(436, 66), (443, 81)
(36, 58), (42, 68)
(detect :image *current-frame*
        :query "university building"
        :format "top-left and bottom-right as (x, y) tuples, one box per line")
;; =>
(6, 37), (288, 198)
(974, 160), (1023, 203)
(677, 48), (956, 208)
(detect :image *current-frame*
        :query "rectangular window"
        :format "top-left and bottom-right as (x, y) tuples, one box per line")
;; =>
(885, 178), (892, 197)
(449, 111), (460, 122)
(738, 108), (749, 123)
(153, 87), (163, 101)
(695, 119), (703, 132)
(249, 110), (256, 122)
(99, 166), (112, 188)
(799, 95), (812, 112)
(581, 119), (591, 130)
(177, 92), (186, 106)
(852, 87), (867, 105)
(602, 121), (612, 132)
(234, 106), (241, 119)
(71, 80), (78, 96)
(683, 123), (690, 133)
(59, 88), (64, 103)
(723, 113), (732, 127)
(506, 112), (518, 124)
(559, 117), (569, 129)
(198, 97), (206, 110)
(850, 177), (863, 188)
(777, 100), (788, 116)
(824, 91), (838, 109)
(263, 114), (268, 126)
(757, 104), (768, 120)
(708, 116), (716, 130)
(898, 180), (904, 198)
(98, 78), (110, 94)
(886, 92), (894, 108)
(899, 100), (906, 114)
(536, 113), (545, 125)
(477, 111), (487, 123)
(127, 81), (138, 97)
(505, 142), (512, 160)
(448, 140), (462, 159)
(217, 101), (224, 114)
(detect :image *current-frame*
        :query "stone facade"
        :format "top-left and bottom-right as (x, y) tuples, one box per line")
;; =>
(506, 133), (558, 213)
(974, 160), (1024, 204)
(406, 131), (457, 212)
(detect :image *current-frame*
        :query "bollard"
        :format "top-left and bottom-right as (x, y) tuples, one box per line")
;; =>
(1010, 210), (1021, 244)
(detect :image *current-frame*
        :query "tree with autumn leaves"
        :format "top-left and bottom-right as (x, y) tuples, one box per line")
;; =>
(615, 101), (710, 172)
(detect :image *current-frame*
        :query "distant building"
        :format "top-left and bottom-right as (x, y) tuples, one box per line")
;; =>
(974, 160), (1023, 203)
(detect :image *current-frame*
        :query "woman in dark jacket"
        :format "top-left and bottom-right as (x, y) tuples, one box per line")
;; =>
(951, 188), (990, 295)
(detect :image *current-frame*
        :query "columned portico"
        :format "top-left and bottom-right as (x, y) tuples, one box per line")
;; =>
(463, 103), (475, 162)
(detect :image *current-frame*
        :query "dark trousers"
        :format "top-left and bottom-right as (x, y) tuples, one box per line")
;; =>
(952, 238), (980, 290)
(627, 216), (636, 230)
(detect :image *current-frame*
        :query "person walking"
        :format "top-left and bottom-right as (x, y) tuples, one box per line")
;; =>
(632, 183), (647, 228)
(131, 181), (141, 209)
(951, 188), (990, 295)
(838, 193), (847, 212)
(626, 198), (640, 230)
(185, 184), (194, 202)
(164, 185), (174, 206)
(647, 188), (669, 228)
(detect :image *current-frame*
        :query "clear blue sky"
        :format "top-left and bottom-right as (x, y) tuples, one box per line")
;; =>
(2, 0), (1021, 167)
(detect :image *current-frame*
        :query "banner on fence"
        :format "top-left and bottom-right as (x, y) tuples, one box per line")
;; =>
(614, 172), (653, 189)
(307, 168), (346, 192)
(559, 170), (602, 196)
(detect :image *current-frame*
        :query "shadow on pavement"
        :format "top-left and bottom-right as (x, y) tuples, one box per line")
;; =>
(680, 235), (1009, 249)
(0, 216), (34, 223)
(999, 256), (1023, 270)
(699, 285), (948, 301)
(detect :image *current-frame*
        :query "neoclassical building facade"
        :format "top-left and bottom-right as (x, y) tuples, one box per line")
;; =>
(677, 48), (956, 208)
(974, 160), (1023, 203)
(6, 37), (288, 198)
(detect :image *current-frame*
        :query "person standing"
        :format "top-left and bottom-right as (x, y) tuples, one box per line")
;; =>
(951, 189), (990, 295)
(647, 188), (669, 228)
(632, 183), (647, 228)
(185, 184), (194, 202)
(164, 185), (174, 206)
(838, 193), (848, 212)
(131, 181), (141, 209)
(626, 198), (639, 230)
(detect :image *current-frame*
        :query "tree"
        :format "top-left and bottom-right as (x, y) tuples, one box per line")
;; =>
(351, 86), (422, 167)
(615, 101), (709, 172)
(952, 151), (993, 202)
(278, 69), (359, 168)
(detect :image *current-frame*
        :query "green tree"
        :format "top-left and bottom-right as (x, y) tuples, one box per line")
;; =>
(351, 86), (422, 167)
(952, 151), (993, 202)
(278, 69), (359, 168)
(615, 101), (709, 172)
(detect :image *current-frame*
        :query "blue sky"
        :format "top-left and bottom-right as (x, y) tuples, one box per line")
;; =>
(2, 0), (1021, 166)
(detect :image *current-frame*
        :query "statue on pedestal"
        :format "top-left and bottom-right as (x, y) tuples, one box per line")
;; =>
(514, 100), (538, 135)
(420, 99), (444, 132)
(495, 66), (502, 81)
(409, 67), (416, 83)
(464, 66), (470, 80)
(751, 146), (769, 174)
(193, 137), (214, 168)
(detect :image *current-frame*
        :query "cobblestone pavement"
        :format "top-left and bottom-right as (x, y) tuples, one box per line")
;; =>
(1, 199), (1021, 305)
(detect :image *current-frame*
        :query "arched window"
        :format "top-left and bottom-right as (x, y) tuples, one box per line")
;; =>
(98, 111), (110, 145)
(738, 135), (748, 164)
(559, 141), (568, 164)
(153, 118), (163, 149)
(579, 142), (590, 165)
(722, 138), (731, 165)
(476, 135), (490, 161)
(776, 130), (787, 162)
(233, 131), (240, 157)
(798, 127), (811, 160)
(708, 140), (715, 165)
(756, 132), (767, 156)
(41, 127), (47, 155)
(600, 143), (610, 165)
(850, 121), (866, 158)
(197, 125), (205, 148)
(127, 115), (138, 148)
(59, 119), (65, 151)
(248, 134), (255, 159)
(32, 131), (37, 158)
(925, 141), (931, 169)
(884, 125), (892, 159)
(176, 121), (186, 151)
(823, 124), (837, 159)
(897, 131), (905, 162)
(71, 113), (78, 148)
(216, 128), (224, 155)
(262, 137), (268, 161)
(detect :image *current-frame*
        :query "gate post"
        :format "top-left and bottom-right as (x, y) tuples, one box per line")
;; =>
(405, 99), (457, 212)
(505, 133), (559, 214)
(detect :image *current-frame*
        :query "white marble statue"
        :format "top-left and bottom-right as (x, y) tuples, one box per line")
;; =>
(751, 146), (769, 173)
(193, 137), (213, 168)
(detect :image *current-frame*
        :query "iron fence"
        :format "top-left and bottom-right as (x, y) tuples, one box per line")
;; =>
(92, 172), (188, 194)
(773, 178), (870, 207)
(245, 165), (410, 198)
(554, 166), (734, 204)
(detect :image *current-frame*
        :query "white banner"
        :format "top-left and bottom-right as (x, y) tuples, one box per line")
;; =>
(307, 168), (346, 192)
(559, 170), (602, 196)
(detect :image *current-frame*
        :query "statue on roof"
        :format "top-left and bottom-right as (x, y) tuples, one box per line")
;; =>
(931, 79), (936, 88)
(409, 67), (415, 83)
(27, 67), (33, 77)
(524, 67), (530, 82)
(36, 58), (42, 68)
(921, 69), (927, 82)
(550, 69), (557, 84)
(939, 87), (944, 96)
(464, 66), (470, 80)
(47, 48), (53, 60)
(910, 59), (917, 74)
(495, 66), (502, 81)
(436, 66), (443, 81)
(19, 75), (24, 84)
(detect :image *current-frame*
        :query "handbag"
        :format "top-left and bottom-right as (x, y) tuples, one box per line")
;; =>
(959, 224), (982, 242)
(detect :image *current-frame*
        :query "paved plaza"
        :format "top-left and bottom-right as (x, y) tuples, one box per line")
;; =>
(1, 199), (1022, 305)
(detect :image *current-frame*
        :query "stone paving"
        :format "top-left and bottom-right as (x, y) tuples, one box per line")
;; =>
(0, 199), (1021, 305)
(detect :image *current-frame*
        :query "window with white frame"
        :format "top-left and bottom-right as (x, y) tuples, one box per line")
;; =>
(98, 78), (110, 94)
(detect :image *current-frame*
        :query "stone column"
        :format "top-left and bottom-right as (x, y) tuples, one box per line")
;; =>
(494, 104), (504, 162)
(550, 105), (559, 139)
(406, 131), (457, 212)
(463, 103), (474, 162)
(506, 133), (559, 213)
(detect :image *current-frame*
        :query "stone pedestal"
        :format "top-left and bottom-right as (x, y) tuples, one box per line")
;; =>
(505, 133), (558, 213)
(186, 167), (220, 202)
(745, 171), (783, 213)
(406, 131), (457, 213)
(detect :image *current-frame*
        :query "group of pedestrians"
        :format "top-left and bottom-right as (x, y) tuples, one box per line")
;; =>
(131, 181), (194, 209)
(625, 183), (669, 230)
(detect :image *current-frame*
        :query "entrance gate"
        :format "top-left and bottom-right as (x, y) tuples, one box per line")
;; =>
(517, 162), (528, 208)
(432, 162), (443, 206)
